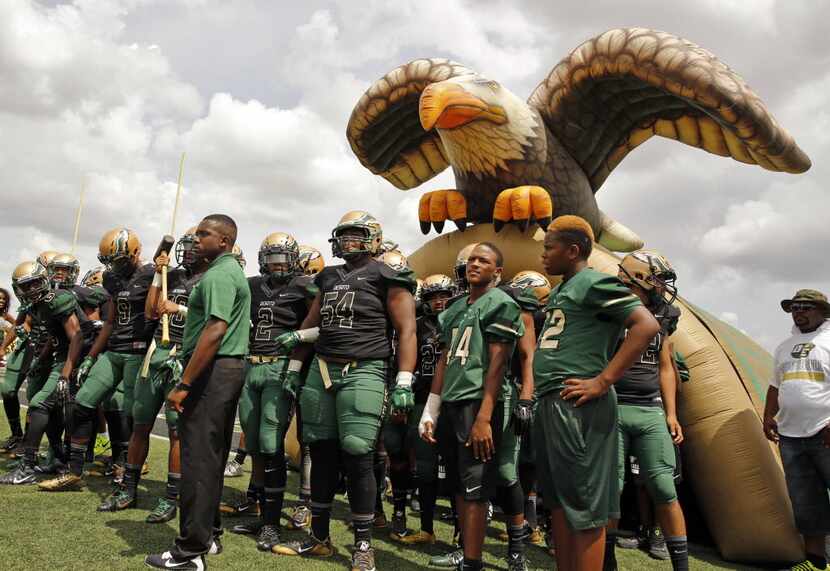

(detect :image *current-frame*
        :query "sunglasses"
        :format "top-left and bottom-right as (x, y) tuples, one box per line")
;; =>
(790, 302), (819, 312)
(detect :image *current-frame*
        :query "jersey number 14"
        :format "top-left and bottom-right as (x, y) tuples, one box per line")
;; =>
(447, 326), (473, 366)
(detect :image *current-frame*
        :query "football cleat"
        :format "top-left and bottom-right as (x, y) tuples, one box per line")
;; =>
(38, 472), (83, 491)
(527, 527), (544, 546)
(791, 561), (830, 571)
(389, 512), (410, 542)
(146, 498), (177, 523)
(98, 489), (136, 512)
(219, 496), (259, 517)
(223, 459), (243, 477)
(94, 434), (111, 456)
(373, 512), (388, 528)
(208, 537), (222, 556)
(507, 552), (529, 571)
(144, 552), (205, 570)
(286, 504), (311, 529)
(255, 524), (282, 552)
(142, 462), (150, 475)
(398, 530), (436, 545)
(351, 542), (376, 571)
(230, 522), (261, 535)
(34, 455), (67, 475)
(429, 548), (463, 568)
(273, 534), (334, 557)
(0, 464), (37, 485)
(616, 533), (643, 549)
(0, 434), (22, 453)
(646, 526), (670, 560)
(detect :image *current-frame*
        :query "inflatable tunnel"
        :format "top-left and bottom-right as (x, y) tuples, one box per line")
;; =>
(406, 224), (803, 564)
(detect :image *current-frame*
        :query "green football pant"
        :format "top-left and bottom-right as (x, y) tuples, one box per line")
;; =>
(238, 359), (292, 455)
(75, 351), (141, 412)
(299, 358), (387, 456)
(28, 360), (66, 411)
(497, 387), (520, 486)
(25, 361), (54, 403)
(410, 402), (438, 483)
(617, 404), (678, 504)
(535, 389), (619, 531)
(132, 345), (179, 429)
(1, 344), (31, 397)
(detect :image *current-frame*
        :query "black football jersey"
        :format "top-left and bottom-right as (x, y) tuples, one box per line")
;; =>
(414, 314), (441, 403)
(313, 259), (416, 361)
(67, 284), (110, 342)
(103, 263), (156, 354)
(248, 275), (317, 356)
(153, 268), (204, 347)
(30, 290), (81, 360)
(615, 304), (680, 406)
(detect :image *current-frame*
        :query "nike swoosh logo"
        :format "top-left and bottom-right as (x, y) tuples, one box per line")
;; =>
(465, 485), (482, 493)
(356, 277), (368, 280)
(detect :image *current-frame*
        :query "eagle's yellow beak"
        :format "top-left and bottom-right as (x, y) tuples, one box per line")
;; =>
(419, 82), (507, 131)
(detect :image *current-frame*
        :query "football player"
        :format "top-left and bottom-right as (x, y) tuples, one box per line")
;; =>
(82, 267), (105, 288)
(229, 232), (317, 551)
(40, 228), (155, 493)
(0, 262), (84, 484)
(0, 288), (28, 453)
(273, 211), (417, 571)
(97, 227), (205, 522)
(396, 274), (455, 546)
(604, 251), (688, 571)
(419, 242), (525, 571)
(532, 216), (659, 571)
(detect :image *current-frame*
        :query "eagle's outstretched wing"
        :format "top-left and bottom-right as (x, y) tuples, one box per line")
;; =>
(528, 28), (811, 191)
(346, 59), (474, 190)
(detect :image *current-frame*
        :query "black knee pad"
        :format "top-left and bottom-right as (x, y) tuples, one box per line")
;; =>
(343, 451), (376, 515)
(496, 481), (525, 518)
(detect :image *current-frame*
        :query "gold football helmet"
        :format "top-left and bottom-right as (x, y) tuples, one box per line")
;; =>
(378, 239), (401, 256)
(98, 228), (141, 275)
(298, 245), (325, 276)
(37, 250), (60, 270)
(175, 226), (199, 268)
(259, 232), (300, 279)
(232, 244), (246, 269)
(509, 270), (552, 306)
(330, 210), (383, 258)
(12, 261), (50, 304)
(454, 243), (479, 290)
(420, 274), (455, 313)
(82, 266), (105, 287)
(47, 253), (80, 288)
(378, 250), (408, 271)
(618, 250), (677, 305)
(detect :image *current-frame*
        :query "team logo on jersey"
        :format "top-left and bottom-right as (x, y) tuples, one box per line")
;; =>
(791, 343), (815, 359)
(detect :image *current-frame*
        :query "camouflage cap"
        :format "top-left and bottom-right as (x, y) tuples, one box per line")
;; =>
(781, 289), (830, 316)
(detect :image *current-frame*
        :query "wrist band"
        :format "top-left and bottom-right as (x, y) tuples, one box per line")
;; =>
(177, 304), (188, 317)
(395, 371), (414, 388)
(288, 359), (303, 373)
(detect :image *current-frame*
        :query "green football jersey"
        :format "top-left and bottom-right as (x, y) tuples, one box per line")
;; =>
(439, 286), (524, 402)
(533, 267), (641, 397)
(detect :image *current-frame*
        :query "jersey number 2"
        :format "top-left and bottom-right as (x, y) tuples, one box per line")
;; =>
(539, 309), (565, 349)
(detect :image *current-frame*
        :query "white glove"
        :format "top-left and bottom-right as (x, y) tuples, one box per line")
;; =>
(418, 392), (442, 440)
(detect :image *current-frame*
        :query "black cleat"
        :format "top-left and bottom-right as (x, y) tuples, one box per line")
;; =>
(0, 464), (37, 485)
(255, 524), (281, 552)
(230, 522), (261, 535)
(0, 434), (22, 453)
(144, 552), (205, 570)
(98, 489), (136, 512)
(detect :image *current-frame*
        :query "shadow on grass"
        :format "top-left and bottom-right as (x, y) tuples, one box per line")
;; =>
(104, 517), (177, 557)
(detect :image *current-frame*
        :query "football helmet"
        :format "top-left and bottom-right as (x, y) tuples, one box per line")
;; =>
(232, 245), (246, 269)
(420, 274), (455, 314)
(378, 250), (409, 271)
(329, 211), (383, 258)
(175, 226), (199, 268)
(98, 228), (141, 276)
(37, 250), (60, 271)
(298, 245), (325, 276)
(509, 271), (552, 306)
(47, 253), (80, 288)
(258, 232), (300, 280)
(378, 239), (401, 256)
(618, 250), (678, 306)
(12, 261), (50, 304)
(453, 243), (478, 291)
(82, 267), (105, 287)
(414, 278), (423, 301)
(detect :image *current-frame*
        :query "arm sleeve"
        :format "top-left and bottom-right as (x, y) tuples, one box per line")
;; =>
(200, 273), (234, 324)
(483, 296), (525, 342)
(587, 276), (642, 323)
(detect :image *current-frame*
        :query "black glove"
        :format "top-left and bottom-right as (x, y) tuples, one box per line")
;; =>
(512, 399), (534, 436)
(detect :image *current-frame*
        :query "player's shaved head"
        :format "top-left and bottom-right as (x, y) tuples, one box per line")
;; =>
(202, 213), (238, 245)
(476, 242), (504, 267)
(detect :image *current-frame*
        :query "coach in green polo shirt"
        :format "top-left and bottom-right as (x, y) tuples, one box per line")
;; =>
(146, 214), (251, 570)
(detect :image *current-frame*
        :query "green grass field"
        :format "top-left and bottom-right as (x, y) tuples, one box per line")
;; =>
(0, 421), (763, 570)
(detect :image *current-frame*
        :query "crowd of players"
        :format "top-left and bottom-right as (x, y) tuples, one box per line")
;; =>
(0, 210), (691, 571)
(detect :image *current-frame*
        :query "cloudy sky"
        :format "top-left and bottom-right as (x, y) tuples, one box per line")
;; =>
(1, 0), (827, 350)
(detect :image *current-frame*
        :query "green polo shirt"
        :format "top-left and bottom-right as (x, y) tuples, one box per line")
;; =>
(181, 252), (251, 359)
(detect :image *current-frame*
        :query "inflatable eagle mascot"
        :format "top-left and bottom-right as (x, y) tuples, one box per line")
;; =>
(345, 28), (812, 564)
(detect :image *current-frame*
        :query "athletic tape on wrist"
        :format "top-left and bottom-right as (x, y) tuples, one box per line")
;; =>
(296, 327), (320, 343)
(288, 359), (303, 373)
(395, 371), (414, 388)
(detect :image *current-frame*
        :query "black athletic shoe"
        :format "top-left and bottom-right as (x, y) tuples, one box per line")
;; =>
(208, 537), (223, 556)
(0, 464), (37, 485)
(146, 498), (177, 523)
(389, 512), (410, 541)
(144, 551), (205, 570)
(646, 527), (670, 560)
(255, 524), (281, 552)
(98, 489), (137, 512)
(231, 522), (261, 535)
(34, 456), (67, 475)
(0, 434), (22, 453)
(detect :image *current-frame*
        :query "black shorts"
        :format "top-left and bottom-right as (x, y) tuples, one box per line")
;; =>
(438, 399), (504, 502)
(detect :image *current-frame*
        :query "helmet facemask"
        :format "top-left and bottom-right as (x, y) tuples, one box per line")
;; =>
(14, 274), (51, 304)
(330, 227), (377, 260)
(47, 261), (79, 288)
(259, 250), (298, 281)
(618, 264), (678, 308)
(175, 234), (198, 269)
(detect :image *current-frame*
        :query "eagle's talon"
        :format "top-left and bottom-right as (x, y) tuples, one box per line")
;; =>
(418, 190), (467, 235)
(493, 186), (553, 234)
